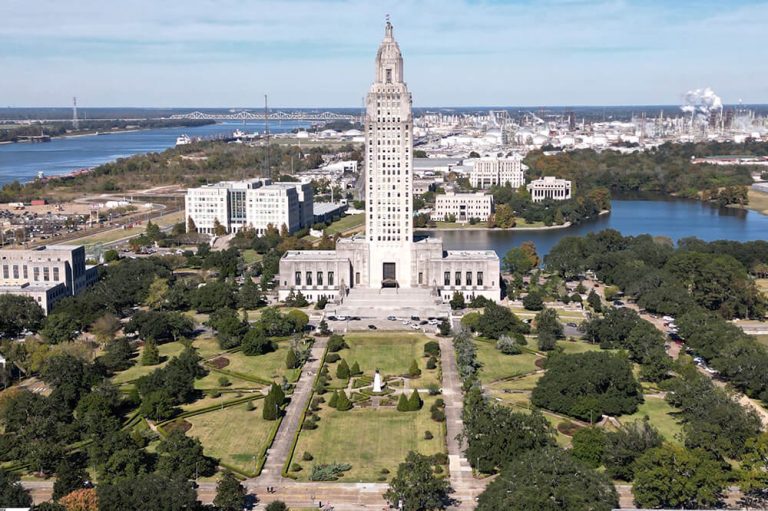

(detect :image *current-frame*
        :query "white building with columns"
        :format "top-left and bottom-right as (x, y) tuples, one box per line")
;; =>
(278, 21), (500, 309)
(470, 155), (527, 189)
(527, 176), (572, 202)
(432, 192), (493, 222)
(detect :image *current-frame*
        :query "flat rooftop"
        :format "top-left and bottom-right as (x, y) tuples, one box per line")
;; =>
(282, 250), (347, 261)
(443, 250), (499, 261)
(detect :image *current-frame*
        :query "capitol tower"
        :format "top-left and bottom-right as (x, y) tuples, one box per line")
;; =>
(365, 20), (414, 286)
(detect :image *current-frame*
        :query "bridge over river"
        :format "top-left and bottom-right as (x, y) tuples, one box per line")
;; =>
(170, 110), (359, 122)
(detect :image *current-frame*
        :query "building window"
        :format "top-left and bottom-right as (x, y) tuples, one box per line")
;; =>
(306, 272), (312, 286)
(12, 265), (18, 279)
(477, 272), (484, 286)
(355, 272), (360, 285)
(317, 272), (323, 286)
(328, 271), (334, 286)
(23, 265), (28, 279)
(43, 267), (50, 281)
(385, 68), (392, 83)
(1, 265), (7, 279)
(418, 272), (423, 285)
(34, 267), (40, 281)
(295, 272), (301, 286)
(444, 272), (450, 286)
(53, 267), (60, 281)
(466, 272), (472, 286)
(455, 271), (461, 286)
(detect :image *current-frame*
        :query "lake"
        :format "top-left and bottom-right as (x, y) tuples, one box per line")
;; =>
(0, 120), (310, 186)
(421, 198), (768, 257)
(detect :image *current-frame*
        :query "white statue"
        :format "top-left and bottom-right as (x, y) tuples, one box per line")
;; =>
(373, 369), (383, 393)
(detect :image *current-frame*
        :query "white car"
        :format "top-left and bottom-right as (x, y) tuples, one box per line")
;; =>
(336, 315), (348, 321)
(402, 319), (410, 325)
(410, 324), (421, 330)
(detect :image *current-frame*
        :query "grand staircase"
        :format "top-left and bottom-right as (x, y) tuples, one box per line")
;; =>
(332, 287), (451, 319)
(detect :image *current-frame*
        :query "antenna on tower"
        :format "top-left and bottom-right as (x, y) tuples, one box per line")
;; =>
(72, 97), (79, 130)
(264, 94), (270, 180)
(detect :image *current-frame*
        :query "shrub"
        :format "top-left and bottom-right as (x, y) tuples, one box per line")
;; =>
(326, 353), (341, 363)
(350, 361), (361, 376)
(397, 393), (409, 412)
(427, 383), (441, 396)
(245, 400), (255, 411)
(336, 359), (350, 379)
(218, 376), (231, 387)
(302, 420), (318, 430)
(380, 468), (390, 474)
(523, 292), (545, 311)
(328, 390), (339, 408)
(265, 501), (288, 511)
(432, 452), (449, 465)
(302, 451), (314, 461)
(407, 390), (423, 411)
(291, 463), (302, 472)
(327, 334), (348, 352)
(309, 463), (352, 481)
(424, 430), (434, 440)
(424, 341), (440, 357)
(408, 359), (421, 378)
(336, 390), (353, 411)
(426, 357), (437, 369)
(496, 335), (522, 355)
(285, 349), (298, 369)
(310, 397), (324, 411)
(431, 409), (446, 422)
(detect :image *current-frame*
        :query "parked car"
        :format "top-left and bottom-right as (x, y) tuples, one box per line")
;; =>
(368, 324), (377, 330)
(387, 315), (397, 321)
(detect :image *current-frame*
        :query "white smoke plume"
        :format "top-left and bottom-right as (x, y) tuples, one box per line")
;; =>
(681, 87), (723, 125)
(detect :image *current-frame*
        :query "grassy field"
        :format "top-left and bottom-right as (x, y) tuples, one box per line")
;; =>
(338, 332), (440, 388)
(221, 341), (301, 383)
(432, 218), (547, 229)
(324, 214), (365, 235)
(475, 341), (541, 383)
(112, 341), (186, 384)
(241, 249), (263, 265)
(557, 340), (602, 354)
(746, 190), (768, 215)
(757, 278), (768, 295)
(617, 396), (683, 445)
(291, 395), (446, 481)
(185, 402), (277, 474)
(753, 335), (768, 348)
(59, 209), (185, 247)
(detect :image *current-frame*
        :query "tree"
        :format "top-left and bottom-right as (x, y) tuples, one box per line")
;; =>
(385, 451), (454, 511)
(738, 433), (768, 508)
(213, 218), (227, 236)
(157, 430), (216, 480)
(496, 335), (522, 355)
(408, 359), (421, 378)
(503, 241), (539, 274)
(0, 295), (45, 338)
(328, 390), (339, 408)
(571, 427), (606, 468)
(449, 291), (465, 310)
(141, 339), (160, 366)
(145, 277), (169, 309)
(96, 473), (199, 511)
(476, 302), (527, 340)
(477, 447), (618, 511)
(336, 359), (350, 379)
(126, 311), (194, 343)
(438, 318), (451, 336)
(0, 469), (33, 507)
(397, 393), (409, 412)
(269, 382), (285, 407)
(213, 471), (246, 511)
(40, 313), (80, 344)
(91, 313), (121, 344)
(632, 445), (727, 509)
(494, 204), (515, 228)
(522, 291), (544, 311)
(59, 488), (99, 511)
(99, 338), (134, 372)
(285, 349), (298, 369)
(265, 501), (288, 511)
(241, 328), (275, 356)
(407, 390), (423, 411)
(187, 216), (197, 233)
(336, 390), (352, 411)
(350, 361), (361, 376)
(262, 392), (278, 420)
(531, 352), (642, 421)
(238, 276), (264, 309)
(587, 289), (602, 312)
(53, 458), (88, 500)
(318, 319), (330, 336)
(602, 418), (663, 480)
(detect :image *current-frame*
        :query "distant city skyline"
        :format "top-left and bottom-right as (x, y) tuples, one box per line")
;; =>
(2, 0), (767, 108)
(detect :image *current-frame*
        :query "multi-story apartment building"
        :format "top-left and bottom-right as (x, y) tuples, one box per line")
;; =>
(470, 155), (526, 189)
(432, 192), (493, 222)
(185, 179), (313, 235)
(0, 245), (98, 313)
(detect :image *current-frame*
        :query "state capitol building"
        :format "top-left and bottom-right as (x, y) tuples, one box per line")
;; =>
(278, 21), (500, 313)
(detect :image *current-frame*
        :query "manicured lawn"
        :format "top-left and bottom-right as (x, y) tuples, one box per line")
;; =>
(186, 403), (277, 474)
(475, 340), (541, 383)
(292, 396), (446, 482)
(754, 334), (768, 349)
(325, 214), (365, 235)
(222, 341), (301, 383)
(194, 371), (260, 390)
(617, 396), (683, 445)
(557, 340), (602, 354)
(193, 336), (225, 360)
(337, 332), (440, 388)
(241, 249), (263, 265)
(112, 341), (186, 384)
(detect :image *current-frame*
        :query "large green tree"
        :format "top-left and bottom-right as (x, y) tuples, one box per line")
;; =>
(384, 451), (454, 511)
(214, 471), (246, 511)
(96, 473), (199, 511)
(477, 447), (617, 511)
(156, 430), (216, 480)
(0, 469), (33, 507)
(0, 295), (45, 338)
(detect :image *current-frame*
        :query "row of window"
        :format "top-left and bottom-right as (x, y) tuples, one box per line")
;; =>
(295, 271), (335, 287)
(2, 264), (60, 282)
(444, 271), (484, 287)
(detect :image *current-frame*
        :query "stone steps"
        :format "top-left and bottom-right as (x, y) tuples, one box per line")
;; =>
(333, 287), (450, 319)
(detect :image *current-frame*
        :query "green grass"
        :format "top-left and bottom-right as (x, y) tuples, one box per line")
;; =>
(222, 341), (300, 383)
(186, 403), (277, 474)
(617, 396), (683, 445)
(241, 249), (263, 265)
(753, 334), (768, 348)
(291, 395), (446, 481)
(193, 336), (225, 360)
(338, 332), (440, 388)
(324, 214), (365, 235)
(112, 341), (186, 384)
(556, 340), (602, 354)
(475, 341), (541, 383)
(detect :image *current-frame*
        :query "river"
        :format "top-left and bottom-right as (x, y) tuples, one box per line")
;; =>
(0, 120), (310, 186)
(420, 198), (768, 257)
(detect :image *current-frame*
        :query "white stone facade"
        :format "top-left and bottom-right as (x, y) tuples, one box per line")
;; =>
(0, 245), (98, 313)
(432, 192), (493, 222)
(277, 21), (501, 308)
(527, 176), (572, 202)
(185, 179), (313, 235)
(470, 155), (526, 189)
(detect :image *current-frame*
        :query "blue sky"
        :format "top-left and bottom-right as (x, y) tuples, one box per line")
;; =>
(1, 0), (767, 107)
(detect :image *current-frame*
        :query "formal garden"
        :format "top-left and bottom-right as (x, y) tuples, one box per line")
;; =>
(285, 331), (448, 482)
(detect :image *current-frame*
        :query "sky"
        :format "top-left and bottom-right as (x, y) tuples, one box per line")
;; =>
(1, 0), (767, 108)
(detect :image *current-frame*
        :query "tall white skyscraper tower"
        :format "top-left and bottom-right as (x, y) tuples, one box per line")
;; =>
(365, 19), (414, 287)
